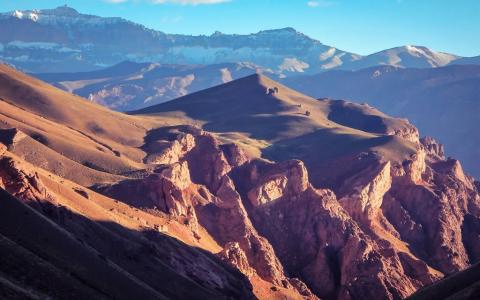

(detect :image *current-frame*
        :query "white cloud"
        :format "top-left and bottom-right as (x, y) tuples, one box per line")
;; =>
(152, 0), (231, 5)
(105, 0), (128, 3)
(307, 1), (334, 8)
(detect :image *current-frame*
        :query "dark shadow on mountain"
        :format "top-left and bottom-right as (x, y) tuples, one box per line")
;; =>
(0, 188), (256, 300)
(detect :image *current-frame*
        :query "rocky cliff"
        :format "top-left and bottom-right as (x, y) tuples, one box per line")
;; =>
(0, 66), (479, 299)
(97, 125), (480, 300)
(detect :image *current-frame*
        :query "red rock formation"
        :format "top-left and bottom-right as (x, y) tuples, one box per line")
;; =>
(0, 146), (256, 300)
(2, 120), (479, 299)
(384, 137), (480, 275)
(97, 127), (480, 300)
(100, 129), (318, 299)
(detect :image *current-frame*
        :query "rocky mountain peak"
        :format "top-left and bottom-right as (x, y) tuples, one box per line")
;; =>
(43, 5), (81, 16)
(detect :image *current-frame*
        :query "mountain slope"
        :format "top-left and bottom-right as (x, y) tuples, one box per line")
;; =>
(132, 73), (480, 299)
(133, 73), (420, 187)
(449, 55), (480, 66)
(0, 63), (320, 299)
(0, 63), (163, 185)
(0, 151), (255, 300)
(283, 64), (480, 178)
(0, 65), (479, 300)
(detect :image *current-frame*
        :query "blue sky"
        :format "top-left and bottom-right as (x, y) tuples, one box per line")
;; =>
(1, 0), (479, 56)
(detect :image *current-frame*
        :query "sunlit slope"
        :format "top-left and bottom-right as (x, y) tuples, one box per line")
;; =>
(0, 64), (163, 184)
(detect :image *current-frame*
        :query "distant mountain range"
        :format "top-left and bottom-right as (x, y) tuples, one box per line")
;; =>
(1, 5), (478, 74)
(35, 61), (264, 111)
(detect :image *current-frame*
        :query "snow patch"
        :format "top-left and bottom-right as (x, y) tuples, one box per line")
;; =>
(29, 12), (39, 22)
(12, 10), (23, 19)
(220, 68), (233, 83)
(319, 47), (336, 61)
(279, 58), (310, 73)
(321, 53), (345, 69)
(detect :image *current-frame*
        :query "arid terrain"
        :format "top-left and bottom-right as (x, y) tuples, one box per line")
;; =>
(284, 64), (480, 179)
(0, 62), (479, 299)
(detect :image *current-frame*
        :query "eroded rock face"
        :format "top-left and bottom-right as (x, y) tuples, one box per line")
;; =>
(97, 127), (480, 300)
(384, 141), (480, 275)
(161, 161), (192, 191)
(420, 136), (445, 160)
(388, 124), (420, 144)
(100, 129), (317, 298)
(247, 160), (308, 207)
(232, 159), (438, 300)
(145, 133), (196, 164)
(0, 156), (50, 203)
(0, 151), (256, 300)
(219, 242), (255, 278)
(339, 162), (392, 219)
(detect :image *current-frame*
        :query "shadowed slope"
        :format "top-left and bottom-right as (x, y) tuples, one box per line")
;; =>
(133, 73), (419, 187)
(407, 263), (480, 300)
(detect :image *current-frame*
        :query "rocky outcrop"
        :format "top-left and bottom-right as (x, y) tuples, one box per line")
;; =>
(420, 136), (445, 160)
(182, 133), (312, 295)
(388, 124), (420, 144)
(220, 143), (249, 168)
(219, 242), (255, 278)
(0, 151), (256, 300)
(0, 128), (27, 148)
(96, 126), (480, 300)
(247, 160), (308, 207)
(339, 162), (392, 219)
(0, 155), (50, 203)
(100, 128), (317, 299)
(384, 140), (480, 276)
(144, 132), (196, 164)
(234, 159), (440, 299)
(391, 148), (427, 185)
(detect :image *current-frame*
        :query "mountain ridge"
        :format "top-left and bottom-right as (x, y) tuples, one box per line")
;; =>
(2, 5), (478, 74)
(0, 63), (479, 299)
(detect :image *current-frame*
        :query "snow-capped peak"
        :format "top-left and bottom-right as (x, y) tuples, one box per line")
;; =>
(12, 10), (23, 19)
(379, 45), (460, 67)
(405, 45), (424, 55)
(3, 5), (125, 26)
(10, 9), (39, 22)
